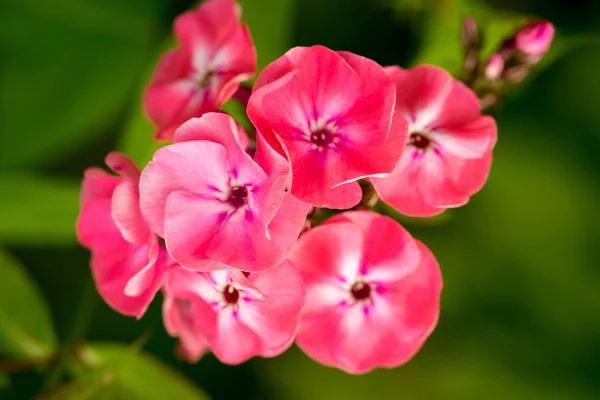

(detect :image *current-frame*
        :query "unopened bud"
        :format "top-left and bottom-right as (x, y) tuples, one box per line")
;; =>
(515, 20), (555, 56)
(484, 54), (504, 80)
(461, 17), (480, 48)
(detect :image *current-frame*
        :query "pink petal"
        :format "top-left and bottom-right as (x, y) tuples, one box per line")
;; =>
(211, 310), (262, 364)
(289, 220), (363, 283)
(164, 190), (229, 271)
(371, 149), (445, 217)
(386, 65), (454, 128)
(206, 194), (308, 272)
(105, 152), (149, 245)
(139, 141), (231, 237)
(174, 0), (241, 54)
(80, 168), (119, 209)
(77, 200), (163, 318)
(173, 112), (249, 151)
(326, 211), (422, 282)
(238, 260), (305, 356)
(433, 115), (497, 159)
(336, 51), (396, 145)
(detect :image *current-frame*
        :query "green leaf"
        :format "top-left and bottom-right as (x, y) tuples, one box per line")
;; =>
(0, 173), (80, 245)
(46, 343), (211, 400)
(0, 0), (166, 170)
(0, 249), (57, 359)
(238, 0), (297, 70)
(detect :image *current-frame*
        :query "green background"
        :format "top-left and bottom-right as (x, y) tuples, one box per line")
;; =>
(1, 0), (599, 398)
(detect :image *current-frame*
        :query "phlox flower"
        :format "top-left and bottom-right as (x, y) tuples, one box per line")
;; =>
(248, 45), (408, 209)
(139, 112), (309, 272)
(371, 65), (497, 217)
(290, 211), (442, 374)
(144, 0), (256, 140)
(162, 261), (305, 364)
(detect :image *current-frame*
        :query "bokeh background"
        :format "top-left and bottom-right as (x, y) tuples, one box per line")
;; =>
(1, 0), (600, 399)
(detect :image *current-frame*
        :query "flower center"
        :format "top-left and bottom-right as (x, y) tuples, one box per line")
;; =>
(409, 132), (431, 150)
(228, 186), (248, 209)
(197, 70), (215, 90)
(310, 129), (337, 151)
(350, 281), (371, 301)
(223, 284), (240, 305)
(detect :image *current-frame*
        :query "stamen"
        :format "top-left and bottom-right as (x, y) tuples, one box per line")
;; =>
(228, 186), (248, 209)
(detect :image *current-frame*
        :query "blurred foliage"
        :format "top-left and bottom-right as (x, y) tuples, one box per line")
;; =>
(41, 343), (210, 400)
(1, 0), (600, 399)
(0, 250), (57, 360)
(0, 174), (79, 246)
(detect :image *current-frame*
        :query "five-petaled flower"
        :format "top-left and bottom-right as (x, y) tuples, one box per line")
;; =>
(371, 65), (497, 217)
(290, 211), (442, 374)
(163, 261), (305, 364)
(144, 0), (257, 141)
(248, 45), (408, 209)
(139, 112), (309, 272)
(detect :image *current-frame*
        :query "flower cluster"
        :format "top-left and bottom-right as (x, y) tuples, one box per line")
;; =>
(76, 0), (553, 374)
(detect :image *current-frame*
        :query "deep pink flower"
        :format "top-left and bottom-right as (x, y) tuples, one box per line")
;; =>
(247, 45), (408, 209)
(144, 0), (256, 141)
(139, 112), (309, 272)
(371, 65), (497, 217)
(515, 20), (555, 56)
(163, 261), (305, 364)
(76, 153), (168, 318)
(290, 211), (442, 374)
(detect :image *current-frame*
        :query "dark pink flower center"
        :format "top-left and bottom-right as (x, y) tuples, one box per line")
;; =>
(223, 284), (240, 305)
(409, 132), (431, 150)
(311, 129), (336, 150)
(228, 186), (248, 209)
(350, 281), (371, 300)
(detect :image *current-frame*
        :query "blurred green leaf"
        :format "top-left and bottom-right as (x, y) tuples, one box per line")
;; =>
(238, 0), (297, 70)
(0, 173), (80, 245)
(0, 373), (10, 390)
(0, 249), (57, 360)
(44, 343), (210, 400)
(0, 0), (166, 170)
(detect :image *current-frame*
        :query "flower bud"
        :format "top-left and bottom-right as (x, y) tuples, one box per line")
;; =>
(515, 20), (555, 56)
(461, 17), (480, 48)
(484, 53), (504, 80)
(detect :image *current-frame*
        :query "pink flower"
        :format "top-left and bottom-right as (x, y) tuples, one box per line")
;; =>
(371, 65), (497, 217)
(247, 45), (408, 209)
(139, 112), (309, 272)
(484, 53), (504, 80)
(162, 261), (305, 364)
(515, 20), (555, 56)
(144, 0), (256, 141)
(290, 211), (442, 374)
(76, 153), (168, 318)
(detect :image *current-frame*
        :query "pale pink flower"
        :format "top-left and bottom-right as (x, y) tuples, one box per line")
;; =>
(144, 0), (256, 141)
(162, 261), (305, 364)
(139, 112), (309, 272)
(76, 153), (168, 318)
(247, 45), (408, 209)
(371, 65), (497, 217)
(290, 211), (442, 374)
(515, 20), (555, 56)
